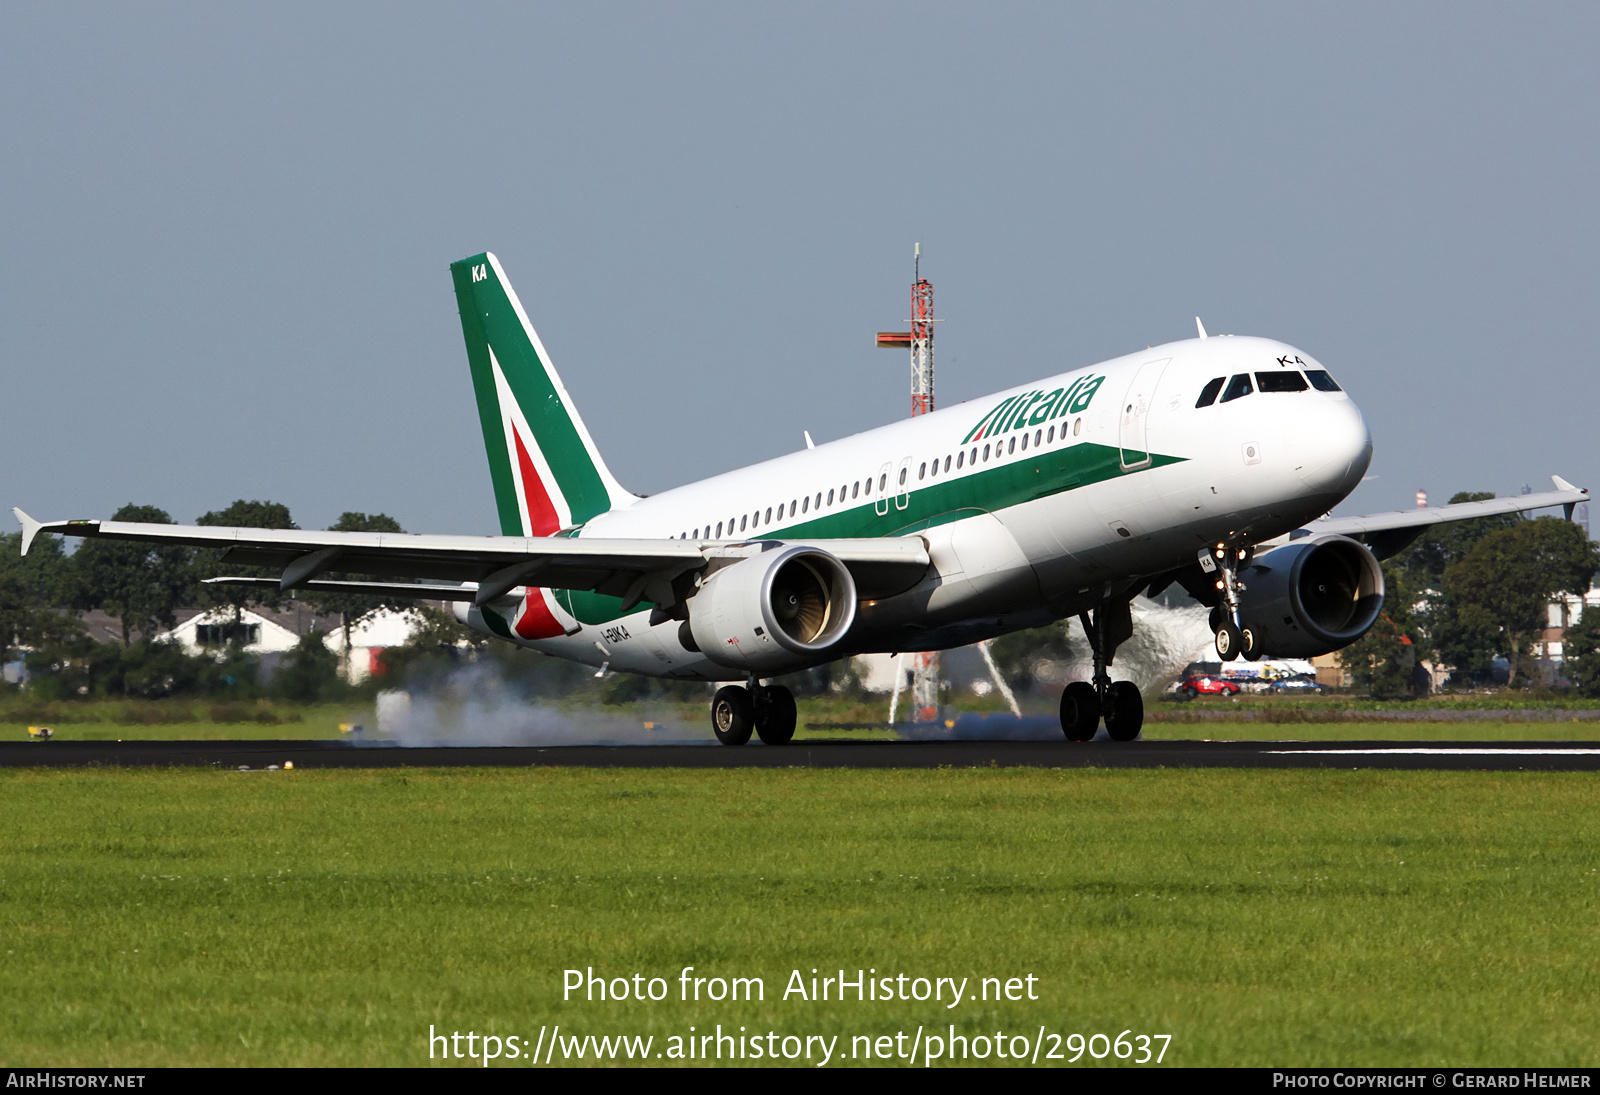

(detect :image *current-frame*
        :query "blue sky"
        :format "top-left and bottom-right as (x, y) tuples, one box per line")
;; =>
(4, 2), (1595, 534)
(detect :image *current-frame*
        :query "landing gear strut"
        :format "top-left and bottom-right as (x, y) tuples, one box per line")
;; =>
(1059, 599), (1143, 742)
(1208, 541), (1258, 662)
(710, 682), (795, 746)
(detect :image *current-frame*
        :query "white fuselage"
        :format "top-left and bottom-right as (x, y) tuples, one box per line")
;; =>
(472, 334), (1372, 680)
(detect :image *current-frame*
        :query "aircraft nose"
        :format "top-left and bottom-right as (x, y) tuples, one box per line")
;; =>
(1293, 398), (1371, 496)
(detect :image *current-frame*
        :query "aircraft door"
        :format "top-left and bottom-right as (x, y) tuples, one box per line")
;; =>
(1119, 358), (1170, 470)
(895, 456), (912, 511)
(874, 461), (892, 517)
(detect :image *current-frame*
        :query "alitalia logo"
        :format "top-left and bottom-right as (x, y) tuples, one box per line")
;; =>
(962, 374), (1105, 444)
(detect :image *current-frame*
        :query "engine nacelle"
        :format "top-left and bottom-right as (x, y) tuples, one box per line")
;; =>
(687, 545), (858, 673)
(1238, 534), (1385, 658)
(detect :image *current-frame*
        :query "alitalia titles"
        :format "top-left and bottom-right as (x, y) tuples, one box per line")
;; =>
(963, 374), (1104, 445)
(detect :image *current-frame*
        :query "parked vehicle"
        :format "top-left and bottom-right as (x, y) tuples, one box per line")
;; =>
(1266, 674), (1326, 695)
(1178, 674), (1241, 699)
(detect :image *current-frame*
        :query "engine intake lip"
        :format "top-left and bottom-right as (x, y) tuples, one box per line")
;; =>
(1286, 536), (1385, 646)
(759, 546), (857, 654)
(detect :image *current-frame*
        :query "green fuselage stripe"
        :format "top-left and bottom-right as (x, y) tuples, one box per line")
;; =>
(555, 441), (1185, 625)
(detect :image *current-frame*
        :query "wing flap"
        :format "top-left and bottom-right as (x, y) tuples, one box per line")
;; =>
(19, 513), (931, 606)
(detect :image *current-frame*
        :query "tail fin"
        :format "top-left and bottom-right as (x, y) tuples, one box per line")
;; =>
(451, 252), (638, 536)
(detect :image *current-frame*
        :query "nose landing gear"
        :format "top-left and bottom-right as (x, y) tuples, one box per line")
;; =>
(1059, 599), (1144, 742)
(1207, 541), (1258, 662)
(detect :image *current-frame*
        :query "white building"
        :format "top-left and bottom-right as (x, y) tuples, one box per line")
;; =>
(157, 607), (303, 657)
(321, 607), (429, 683)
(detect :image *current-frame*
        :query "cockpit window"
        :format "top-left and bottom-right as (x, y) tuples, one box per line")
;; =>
(1255, 371), (1309, 393)
(1195, 377), (1225, 408)
(1219, 373), (1253, 403)
(1306, 369), (1342, 392)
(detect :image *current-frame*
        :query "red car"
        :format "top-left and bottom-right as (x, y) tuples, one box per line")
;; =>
(1178, 674), (1241, 699)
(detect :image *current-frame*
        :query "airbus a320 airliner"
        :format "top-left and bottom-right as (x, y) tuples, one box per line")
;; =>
(15, 253), (1587, 744)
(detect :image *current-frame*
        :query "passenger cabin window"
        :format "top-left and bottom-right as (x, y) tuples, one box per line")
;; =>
(1255, 371), (1308, 393)
(1306, 369), (1342, 392)
(1195, 376), (1225, 407)
(1220, 373), (1253, 403)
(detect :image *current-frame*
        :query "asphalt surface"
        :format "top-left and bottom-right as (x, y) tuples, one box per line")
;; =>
(4, 739), (1600, 770)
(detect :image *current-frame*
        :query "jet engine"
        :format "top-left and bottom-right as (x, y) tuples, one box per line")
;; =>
(685, 545), (858, 673)
(1238, 534), (1385, 658)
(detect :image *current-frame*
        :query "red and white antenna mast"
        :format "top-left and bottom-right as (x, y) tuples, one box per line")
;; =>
(910, 243), (934, 416)
(876, 244), (943, 723)
(877, 241), (936, 416)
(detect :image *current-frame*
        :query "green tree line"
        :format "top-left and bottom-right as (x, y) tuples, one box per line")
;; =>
(1, 501), (425, 701)
(1340, 493), (1598, 697)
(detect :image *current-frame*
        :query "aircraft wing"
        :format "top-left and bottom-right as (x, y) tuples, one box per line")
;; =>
(1289, 475), (1589, 559)
(11, 509), (931, 606)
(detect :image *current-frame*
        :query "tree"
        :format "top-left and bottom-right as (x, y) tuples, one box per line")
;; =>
(1564, 605), (1600, 699)
(270, 631), (344, 703)
(194, 500), (298, 628)
(304, 512), (413, 677)
(1443, 518), (1599, 687)
(0, 531), (81, 668)
(1340, 564), (1425, 699)
(71, 504), (194, 644)
(1391, 492), (1522, 588)
(1390, 491), (1520, 683)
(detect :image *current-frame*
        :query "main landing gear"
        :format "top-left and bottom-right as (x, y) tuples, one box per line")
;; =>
(1207, 540), (1259, 662)
(710, 682), (796, 746)
(1059, 599), (1144, 742)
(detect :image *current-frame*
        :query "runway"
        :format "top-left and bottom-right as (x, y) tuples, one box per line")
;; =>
(4, 739), (1600, 770)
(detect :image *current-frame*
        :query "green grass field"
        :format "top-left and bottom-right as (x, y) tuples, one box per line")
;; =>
(8, 692), (1600, 744)
(1, 765), (1596, 1067)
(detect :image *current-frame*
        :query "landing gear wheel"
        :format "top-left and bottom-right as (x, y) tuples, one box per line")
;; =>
(1215, 622), (1243, 662)
(710, 686), (754, 746)
(1059, 681), (1100, 742)
(753, 685), (796, 745)
(1241, 628), (1262, 661)
(1103, 680), (1144, 741)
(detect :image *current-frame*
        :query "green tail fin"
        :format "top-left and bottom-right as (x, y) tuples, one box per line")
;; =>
(451, 253), (637, 536)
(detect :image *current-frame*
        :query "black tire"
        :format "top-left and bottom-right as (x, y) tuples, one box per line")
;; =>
(754, 685), (796, 745)
(1241, 627), (1262, 661)
(1059, 681), (1100, 741)
(1182, 687), (1198, 700)
(1103, 680), (1144, 741)
(710, 686), (754, 746)
(1215, 622), (1242, 662)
